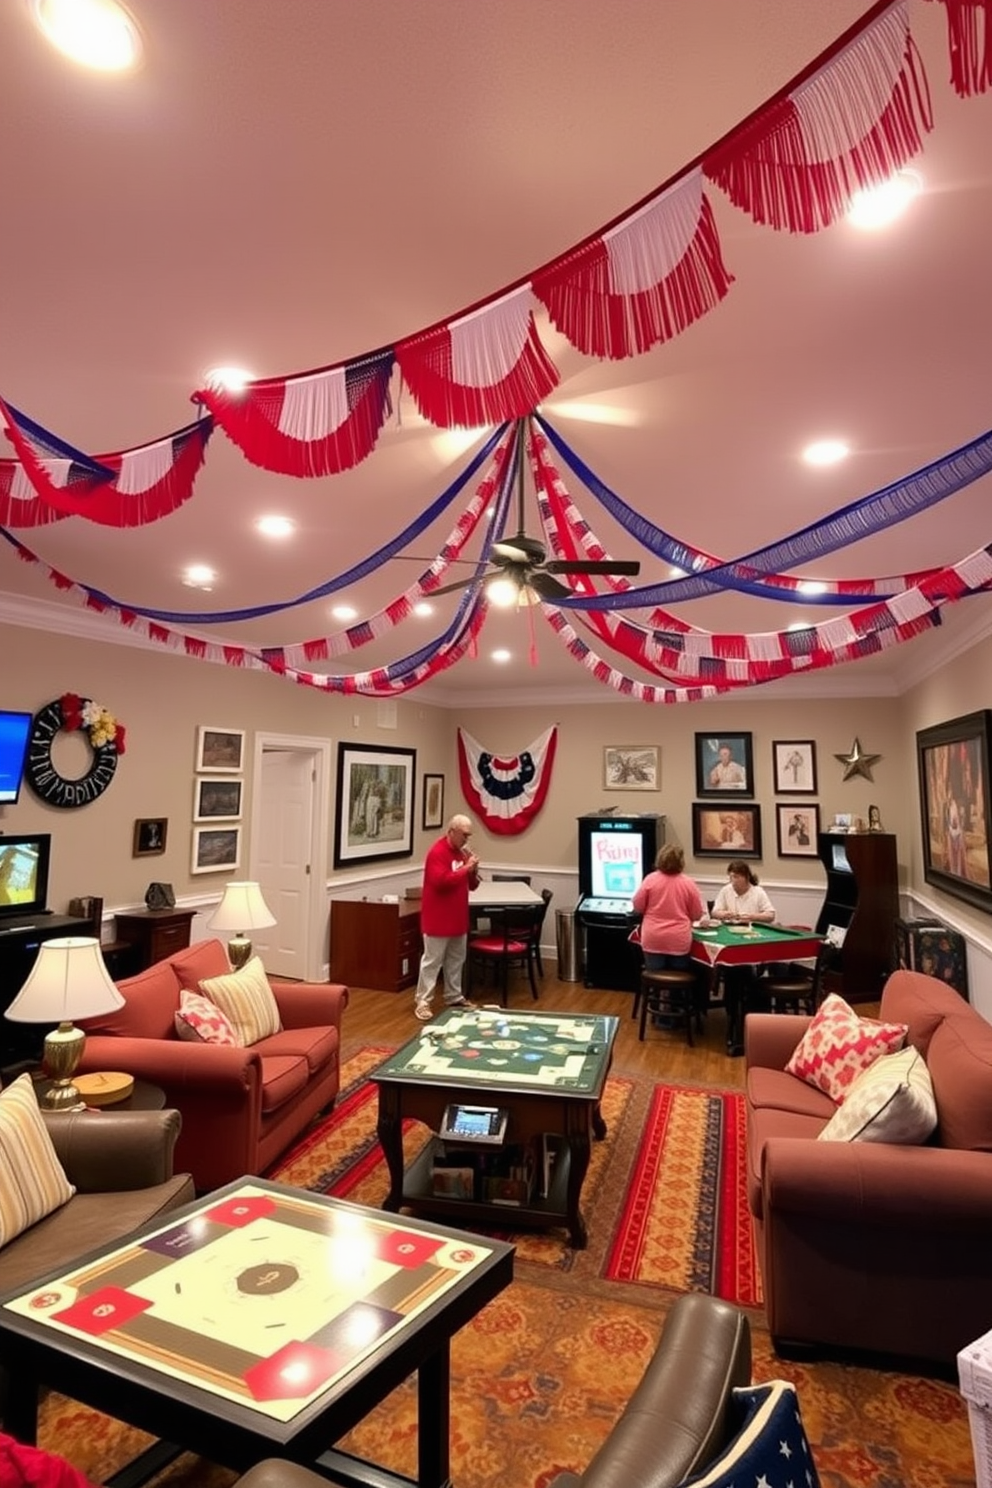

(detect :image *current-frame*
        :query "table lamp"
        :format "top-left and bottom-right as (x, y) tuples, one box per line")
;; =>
(5, 937), (125, 1110)
(208, 881), (276, 970)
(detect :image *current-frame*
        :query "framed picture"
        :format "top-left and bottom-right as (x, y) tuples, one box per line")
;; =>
(191, 825), (241, 874)
(196, 726), (245, 773)
(917, 710), (992, 912)
(193, 776), (243, 822)
(772, 739), (817, 795)
(692, 802), (762, 859)
(695, 733), (753, 798)
(334, 743), (416, 868)
(132, 817), (167, 857)
(603, 745), (659, 791)
(776, 803), (820, 858)
(422, 773), (445, 831)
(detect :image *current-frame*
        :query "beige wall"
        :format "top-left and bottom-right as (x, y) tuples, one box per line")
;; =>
(1, 621), (990, 948)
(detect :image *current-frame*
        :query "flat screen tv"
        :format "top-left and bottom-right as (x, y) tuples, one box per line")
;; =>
(0, 833), (51, 919)
(0, 711), (32, 805)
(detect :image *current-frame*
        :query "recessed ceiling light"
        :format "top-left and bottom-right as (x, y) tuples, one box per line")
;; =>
(491, 649), (512, 664)
(847, 169), (923, 230)
(413, 601), (433, 617)
(797, 580), (829, 595)
(255, 515), (294, 539)
(183, 564), (216, 590)
(32, 0), (141, 71)
(802, 439), (849, 467)
(331, 604), (358, 622)
(786, 621), (812, 632)
(203, 365), (255, 393)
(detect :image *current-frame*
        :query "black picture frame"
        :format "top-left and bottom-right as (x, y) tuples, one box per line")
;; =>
(692, 802), (762, 859)
(422, 773), (445, 831)
(694, 733), (754, 798)
(133, 817), (168, 857)
(775, 803), (820, 858)
(334, 743), (416, 868)
(772, 739), (817, 795)
(917, 710), (992, 913)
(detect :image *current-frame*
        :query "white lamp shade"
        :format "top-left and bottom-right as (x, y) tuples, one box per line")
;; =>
(5, 937), (125, 1023)
(208, 881), (276, 934)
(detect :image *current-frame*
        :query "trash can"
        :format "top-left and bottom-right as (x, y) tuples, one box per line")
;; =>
(556, 907), (582, 982)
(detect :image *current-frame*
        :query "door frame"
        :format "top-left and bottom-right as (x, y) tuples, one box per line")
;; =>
(249, 731), (332, 981)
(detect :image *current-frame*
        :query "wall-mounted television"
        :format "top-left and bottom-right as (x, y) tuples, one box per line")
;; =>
(0, 711), (32, 805)
(0, 833), (51, 919)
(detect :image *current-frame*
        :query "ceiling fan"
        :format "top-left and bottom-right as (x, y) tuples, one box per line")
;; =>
(430, 418), (641, 603)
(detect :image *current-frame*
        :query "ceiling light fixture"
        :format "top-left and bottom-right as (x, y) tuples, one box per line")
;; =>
(255, 516), (295, 539)
(203, 365), (255, 393)
(183, 564), (216, 590)
(847, 169), (923, 230)
(802, 439), (849, 467)
(32, 0), (141, 71)
(331, 604), (358, 622)
(485, 576), (519, 609)
(412, 602), (433, 617)
(491, 649), (512, 664)
(798, 580), (829, 595)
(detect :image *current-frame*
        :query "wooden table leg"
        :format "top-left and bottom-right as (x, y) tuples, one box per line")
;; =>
(564, 1107), (591, 1249)
(376, 1086), (405, 1212)
(417, 1342), (451, 1488)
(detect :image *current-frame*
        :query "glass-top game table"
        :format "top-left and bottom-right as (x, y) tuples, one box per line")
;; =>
(0, 1177), (513, 1488)
(371, 1006), (619, 1249)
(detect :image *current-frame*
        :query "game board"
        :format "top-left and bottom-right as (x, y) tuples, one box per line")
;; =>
(691, 923), (822, 966)
(375, 1007), (615, 1094)
(3, 1181), (500, 1424)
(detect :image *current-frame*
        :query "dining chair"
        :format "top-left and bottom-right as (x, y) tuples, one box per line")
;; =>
(468, 904), (542, 1005)
(491, 873), (532, 884)
(762, 940), (838, 1016)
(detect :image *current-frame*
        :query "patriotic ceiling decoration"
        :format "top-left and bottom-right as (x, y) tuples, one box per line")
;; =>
(457, 727), (559, 836)
(0, 0), (990, 700)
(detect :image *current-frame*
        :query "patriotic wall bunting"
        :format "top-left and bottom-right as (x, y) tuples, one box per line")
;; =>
(457, 726), (558, 835)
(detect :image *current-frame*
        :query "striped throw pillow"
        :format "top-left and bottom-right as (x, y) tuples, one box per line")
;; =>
(0, 1073), (75, 1248)
(198, 956), (282, 1045)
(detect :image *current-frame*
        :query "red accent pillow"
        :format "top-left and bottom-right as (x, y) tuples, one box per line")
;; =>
(174, 989), (241, 1046)
(785, 992), (907, 1104)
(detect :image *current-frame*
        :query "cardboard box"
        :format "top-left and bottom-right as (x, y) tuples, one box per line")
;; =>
(958, 1327), (992, 1488)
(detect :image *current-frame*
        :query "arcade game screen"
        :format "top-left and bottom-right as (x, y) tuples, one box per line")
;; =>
(586, 828), (644, 898)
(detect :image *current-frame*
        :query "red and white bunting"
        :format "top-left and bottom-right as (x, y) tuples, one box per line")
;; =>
(924, 0), (992, 96)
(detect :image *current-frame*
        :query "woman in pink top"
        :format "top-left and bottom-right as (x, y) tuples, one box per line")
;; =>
(631, 843), (705, 972)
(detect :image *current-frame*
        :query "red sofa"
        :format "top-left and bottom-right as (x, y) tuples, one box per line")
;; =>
(745, 970), (992, 1366)
(78, 939), (348, 1192)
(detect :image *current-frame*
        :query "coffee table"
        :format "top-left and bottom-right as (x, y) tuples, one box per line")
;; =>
(0, 1176), (513, 1488)
(372, 1006), (618, 1249)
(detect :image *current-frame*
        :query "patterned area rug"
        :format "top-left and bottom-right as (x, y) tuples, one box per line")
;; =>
(34, 1046), (976, 1488)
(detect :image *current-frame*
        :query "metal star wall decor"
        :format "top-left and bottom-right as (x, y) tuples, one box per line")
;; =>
(834, 737), (882, 782)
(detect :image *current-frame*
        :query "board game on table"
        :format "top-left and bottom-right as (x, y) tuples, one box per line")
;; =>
(372, 1007), (619, 1250)
(0, 1177), (513, 1488)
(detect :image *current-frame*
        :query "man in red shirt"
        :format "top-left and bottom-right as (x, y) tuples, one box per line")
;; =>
(415, 814), (481, 1021)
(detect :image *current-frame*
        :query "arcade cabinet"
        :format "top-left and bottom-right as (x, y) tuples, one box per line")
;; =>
(576, 813), (664, 990)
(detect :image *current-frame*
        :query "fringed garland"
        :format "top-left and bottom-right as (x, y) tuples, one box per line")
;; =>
(396, 288), (559, 429)
(192, 351), (394, 478)
(457, 726), (558, 835)
(532, 173), (733, 360)
(925, 0), (992, 94)
(0, 407), (213, 528)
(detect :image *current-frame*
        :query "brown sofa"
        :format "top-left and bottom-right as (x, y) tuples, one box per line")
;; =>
(745, 968), (992, 1366)
(235, 1294), (752, 1488)
(78, 939), (349, 1193)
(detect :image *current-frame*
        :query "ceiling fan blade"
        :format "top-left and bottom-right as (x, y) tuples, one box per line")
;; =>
(425, 574), (483, 597)
(544, 559), (641, 577)
(528, 571), (573, 601)
(493, 534), (546, 565)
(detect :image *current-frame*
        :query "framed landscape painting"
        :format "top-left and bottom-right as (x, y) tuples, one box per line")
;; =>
(692, 802), (762, 859)
(193, 776), (243, 822)
(191, 825), (241, 874)
(195, 726), (245, 773)
(335, 743), (416, 868)
(604, 745), (659, 791)
(695, 733), (753, 798)
(917, 710), (992, 912)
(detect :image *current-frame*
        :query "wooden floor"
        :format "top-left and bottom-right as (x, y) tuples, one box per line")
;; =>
(340, 965), (748, 1089)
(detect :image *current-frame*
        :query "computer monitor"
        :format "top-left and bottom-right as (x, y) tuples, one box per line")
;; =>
(0, 711), (31, 805)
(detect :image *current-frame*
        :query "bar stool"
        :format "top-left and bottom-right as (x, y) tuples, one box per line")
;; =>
(635, 968), (700, 1045)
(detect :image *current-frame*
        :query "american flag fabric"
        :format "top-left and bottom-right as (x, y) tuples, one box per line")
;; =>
(688, 1379), (821, 1488)
(457, 726), (558, 836)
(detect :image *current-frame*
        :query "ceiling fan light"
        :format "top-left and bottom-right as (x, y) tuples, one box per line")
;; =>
(485, 576), (519, 609)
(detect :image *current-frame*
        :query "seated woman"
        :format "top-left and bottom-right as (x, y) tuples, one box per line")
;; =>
(632, 843), (705, 972)
(710, 861), (776, 1056)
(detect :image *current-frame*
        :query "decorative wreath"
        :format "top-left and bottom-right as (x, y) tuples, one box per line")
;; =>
(25, 693), (126, 810)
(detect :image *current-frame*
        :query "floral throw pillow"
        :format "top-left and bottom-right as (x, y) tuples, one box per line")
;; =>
(785, 992), (907, 1104)
(174, 989), (241, 1046)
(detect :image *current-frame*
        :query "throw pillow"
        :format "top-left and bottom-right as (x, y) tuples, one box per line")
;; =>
(784, 992), (907, 1104)
(818, 1045), (938, 1144)
(685, 1379), (821, 1487)
(174, 988), (241, 1047)
(0, 1073), (75, 1249)
(198, 956), (282, 1045)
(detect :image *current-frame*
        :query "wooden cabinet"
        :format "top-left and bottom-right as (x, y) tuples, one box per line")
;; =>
(329, 899), (423, 992)
(114, 908), (196, 972)
(815, 833), (898, 1002)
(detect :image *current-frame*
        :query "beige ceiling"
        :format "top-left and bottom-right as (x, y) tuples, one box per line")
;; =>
(2, 0), (992, 706)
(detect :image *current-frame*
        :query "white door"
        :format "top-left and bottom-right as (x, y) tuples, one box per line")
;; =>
(253, 748), (315, 980)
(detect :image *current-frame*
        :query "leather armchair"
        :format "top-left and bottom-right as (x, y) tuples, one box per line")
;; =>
(234, 1294), (751, 1488)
